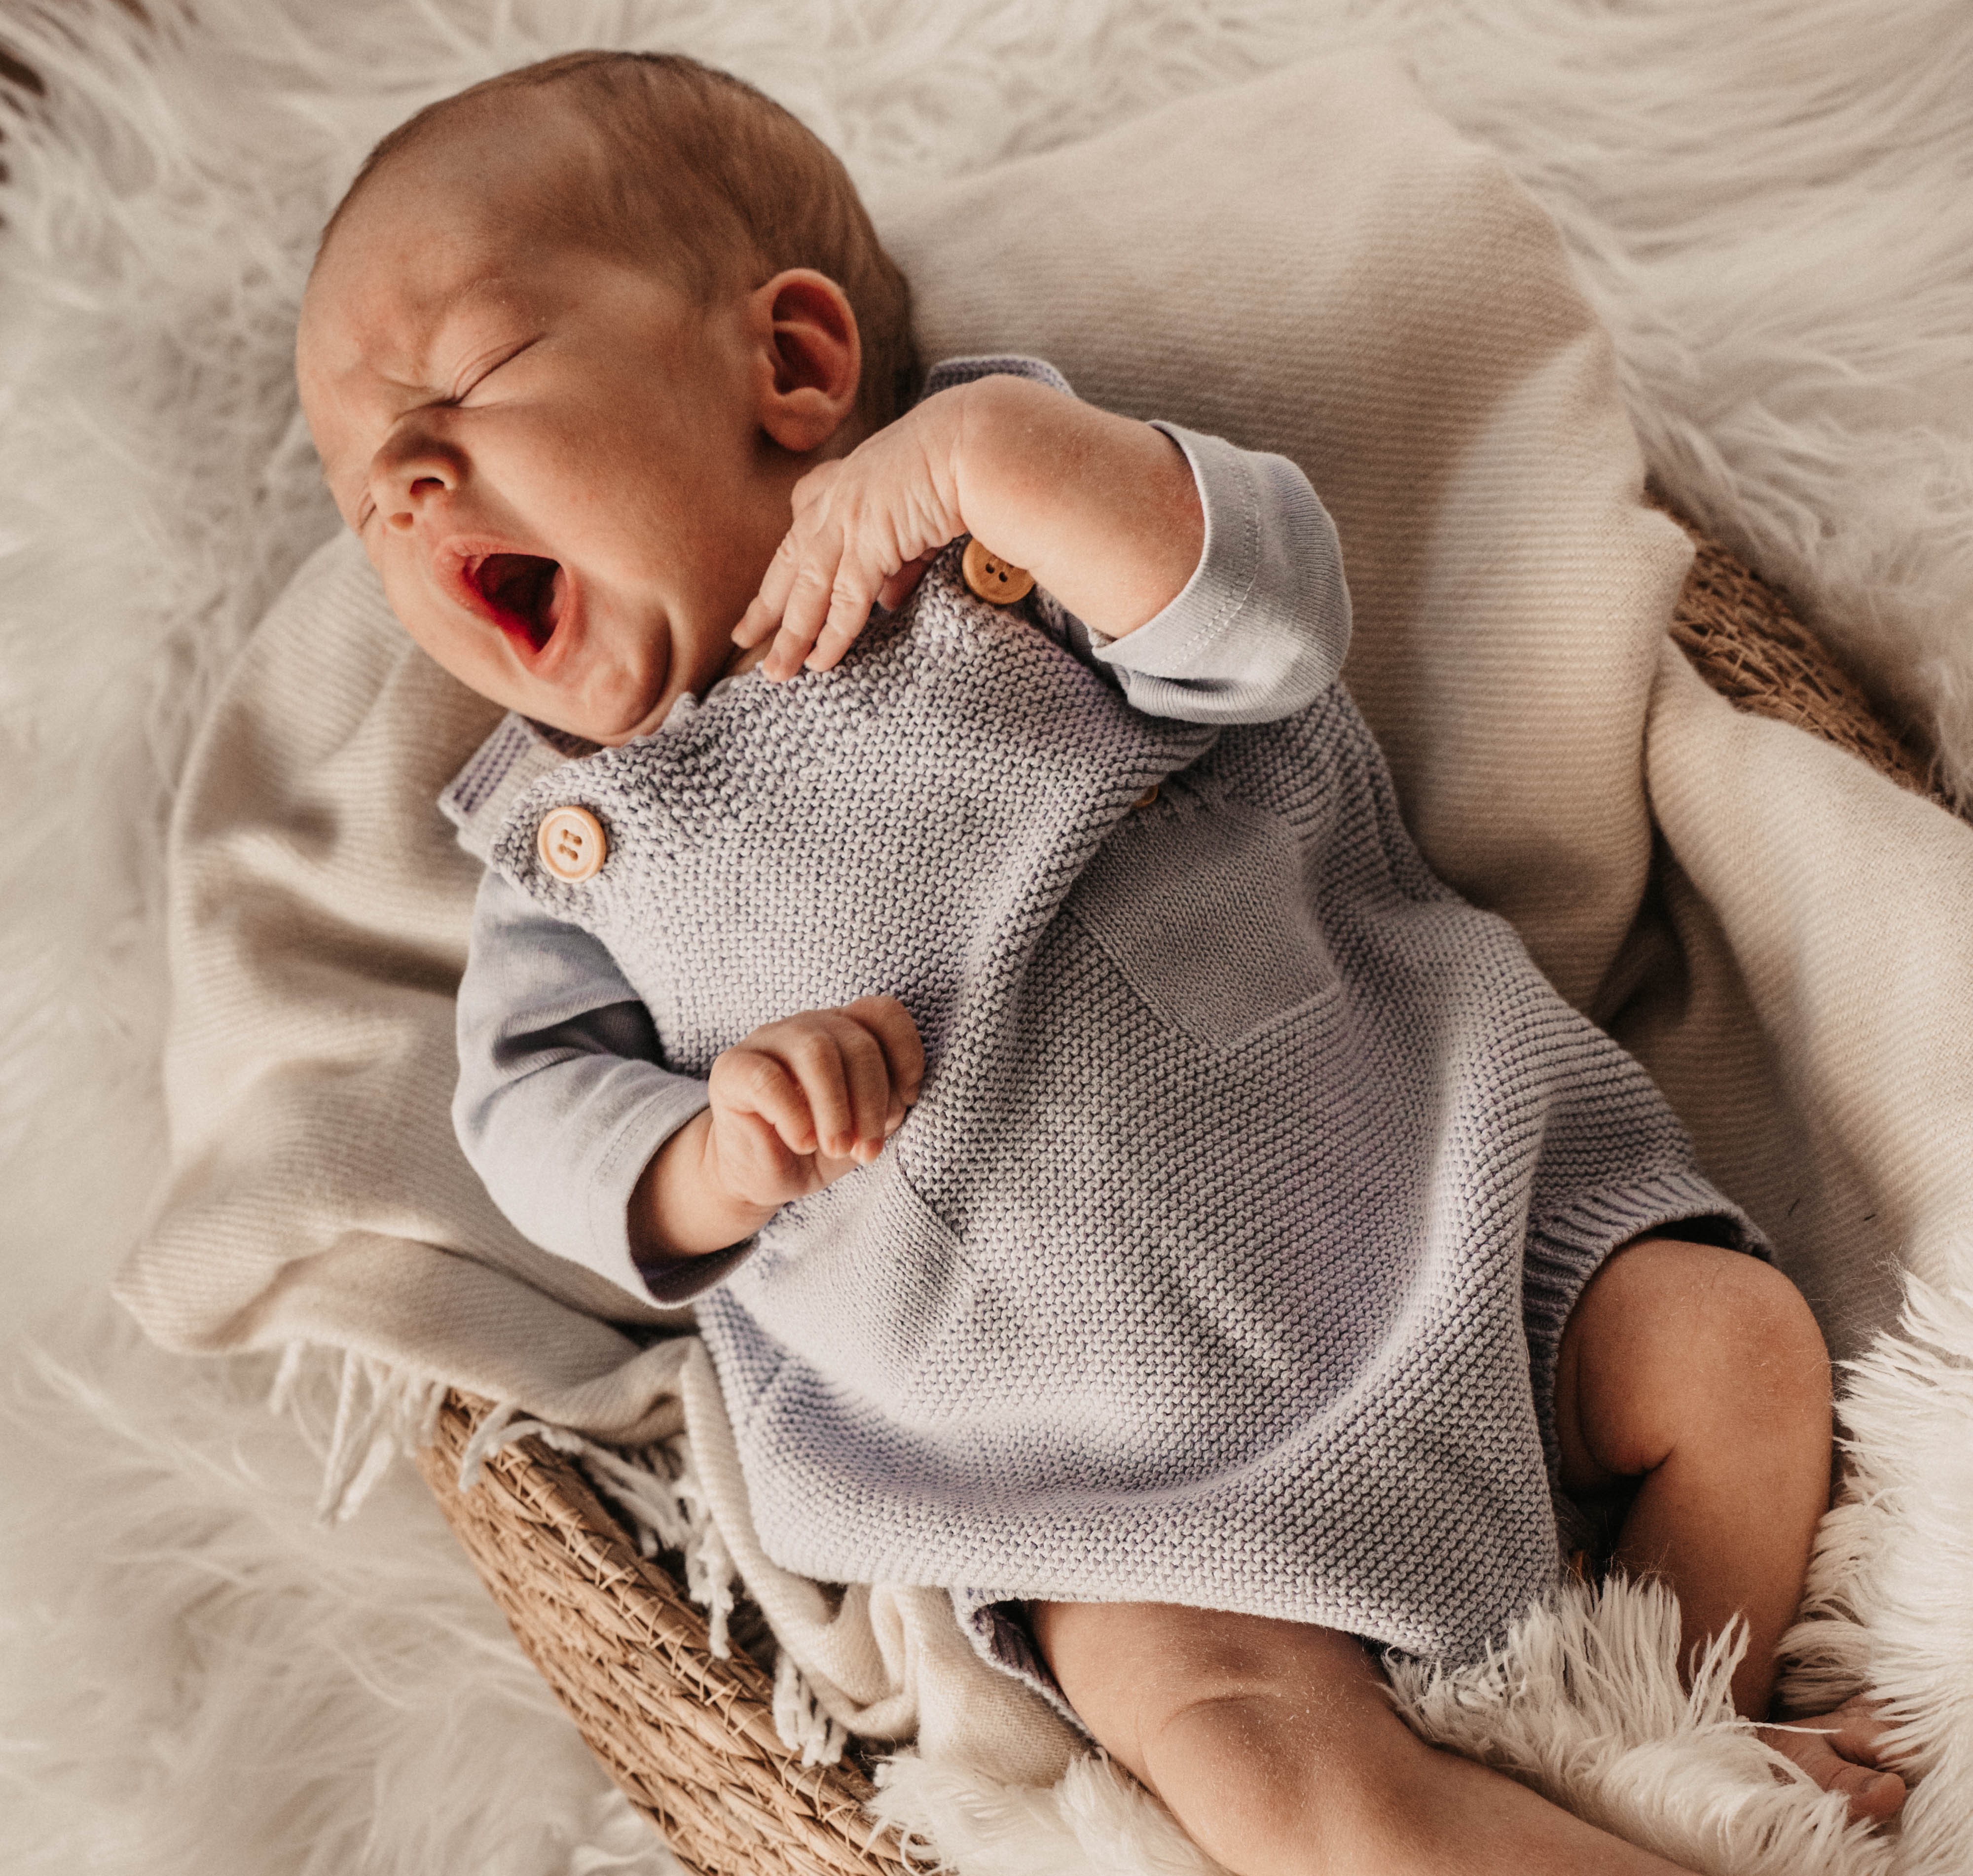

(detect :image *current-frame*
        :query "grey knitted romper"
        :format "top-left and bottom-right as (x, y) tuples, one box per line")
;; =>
(490, 545), (1754, 1667)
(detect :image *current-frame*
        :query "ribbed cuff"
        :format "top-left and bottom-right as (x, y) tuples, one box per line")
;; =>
(439, 711), (594, 863)
(1091, 423), (1351, 722)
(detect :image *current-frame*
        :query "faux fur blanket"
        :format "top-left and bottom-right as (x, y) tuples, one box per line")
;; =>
(6, 4), (1973, 1875)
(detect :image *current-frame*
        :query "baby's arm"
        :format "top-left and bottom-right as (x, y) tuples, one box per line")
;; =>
(458, 867), (925, 1286)
(736, 372), (1206, 677)
(454, 868), (721, 1299)
(735, 371), (1351, 722)
(1060, 422), (1351, 725)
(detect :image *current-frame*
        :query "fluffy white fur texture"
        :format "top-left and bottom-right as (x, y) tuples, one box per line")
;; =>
(3, 0), (1972, 1871)
(0, 1297), (677, 1875)
(1389, 1585), (1879, 1876)
(868, 1752), (1226, 1876)
(1779, 1279), (1973, 1876)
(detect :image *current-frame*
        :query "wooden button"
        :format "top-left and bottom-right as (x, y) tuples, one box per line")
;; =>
(961, 537), (1035, 606)
(537, 805), (607, 882)
(1132, 785), (1160, 810)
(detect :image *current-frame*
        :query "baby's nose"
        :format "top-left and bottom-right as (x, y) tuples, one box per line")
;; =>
(373, 427), (462, 530)
(384, 474), (450, 533)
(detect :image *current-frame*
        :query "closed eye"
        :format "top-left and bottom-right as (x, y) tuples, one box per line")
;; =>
(454, 334), (542, 404)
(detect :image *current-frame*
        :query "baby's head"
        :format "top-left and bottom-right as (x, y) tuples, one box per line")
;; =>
(296, 52), (912, 744)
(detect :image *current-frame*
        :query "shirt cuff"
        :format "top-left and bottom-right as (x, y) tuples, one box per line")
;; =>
(575, 1071), (728, 1302)
(1090, 422), (1351, 723)
(585, 1082), (775, 1306)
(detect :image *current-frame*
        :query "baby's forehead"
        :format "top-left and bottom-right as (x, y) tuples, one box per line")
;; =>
(354, 122), (571, 253)
(330, 90), (603, 270)
(403, 90), (603, 216)
(301, 223), (492, 383)
(306, 137), (581, 346)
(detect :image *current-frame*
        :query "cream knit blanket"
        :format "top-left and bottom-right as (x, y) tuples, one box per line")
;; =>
(118, 51), (1973, 1799)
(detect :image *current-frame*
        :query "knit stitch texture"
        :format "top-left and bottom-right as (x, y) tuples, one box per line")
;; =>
(490, 548), (1754, 1665)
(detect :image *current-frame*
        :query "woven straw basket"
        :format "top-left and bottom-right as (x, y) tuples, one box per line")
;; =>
(415, 512), (1952, 1876)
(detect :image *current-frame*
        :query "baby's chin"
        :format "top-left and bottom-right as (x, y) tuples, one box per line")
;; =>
(562, 671), (692, 748)
(533, 687), (662, 748)
(576, 625), (773, 745)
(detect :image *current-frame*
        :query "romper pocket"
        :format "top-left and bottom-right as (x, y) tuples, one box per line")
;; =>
(1064, 794), (1335, 1051)
(728, 1146), (979, 1411)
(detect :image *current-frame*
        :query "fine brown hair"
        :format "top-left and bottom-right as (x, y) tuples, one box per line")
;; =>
(321, 51), (915, 433)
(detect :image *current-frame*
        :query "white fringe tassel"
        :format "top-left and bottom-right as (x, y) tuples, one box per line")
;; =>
(273, 1344), (447, 1525)
(271, 1345), (840, 1762)
(773, 1649), (850, 1768)
(453, 1409), (738, 1655)
(444, 1396), (842, 1763)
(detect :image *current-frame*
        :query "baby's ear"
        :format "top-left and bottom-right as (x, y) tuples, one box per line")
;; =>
(754, 269), (862, 454)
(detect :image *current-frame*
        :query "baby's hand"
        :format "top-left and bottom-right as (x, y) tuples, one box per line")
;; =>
(706, 996), (925, 1201)
(735, 373), (1203, 675)
(630, 997), (926, 1267)
(734, 395), (968, 682)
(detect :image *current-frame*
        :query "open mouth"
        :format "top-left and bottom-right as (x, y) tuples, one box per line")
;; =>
(467, 552), (566, 654)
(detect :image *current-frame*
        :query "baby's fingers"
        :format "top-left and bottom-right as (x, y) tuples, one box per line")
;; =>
(876, 553), (934, 613)
(845, 995), (925, 1108)
(734, 526), (809, 650)
(732, 592), (780, 650)
(782, 1018), (897, 1161)
(717, 1106), (809, 1200)
(714, 1048), (820, 1156)
(824, 1015), (901, 1161)
(762, 552), (849, 681)
(803, 562), (890, 674)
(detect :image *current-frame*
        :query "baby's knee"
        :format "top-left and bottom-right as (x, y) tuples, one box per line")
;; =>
(1565, 1239), (1831, 1476)
(1718, 1251), (1830, 1394)
(1126, 1620), (1435, 1865)
(1143, 1689), (1432, 1874)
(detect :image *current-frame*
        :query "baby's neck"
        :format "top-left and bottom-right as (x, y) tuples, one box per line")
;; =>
(721, 635), (773, 685)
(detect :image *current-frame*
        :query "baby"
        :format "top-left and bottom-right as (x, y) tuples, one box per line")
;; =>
(296, 49), (1907, 1872)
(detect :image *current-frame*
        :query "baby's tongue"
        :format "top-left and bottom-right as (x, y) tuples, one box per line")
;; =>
(546, 564), (567, 634)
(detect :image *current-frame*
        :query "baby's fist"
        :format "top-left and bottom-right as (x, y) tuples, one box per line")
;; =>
(704, 996), (925, 1209)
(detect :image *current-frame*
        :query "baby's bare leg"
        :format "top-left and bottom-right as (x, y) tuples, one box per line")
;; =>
(1030, 1599), (1704, 1876)
(1556, 1236), (1904, 1819)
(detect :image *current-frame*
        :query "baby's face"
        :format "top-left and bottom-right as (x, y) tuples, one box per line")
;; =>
(297, 130), (800, 744)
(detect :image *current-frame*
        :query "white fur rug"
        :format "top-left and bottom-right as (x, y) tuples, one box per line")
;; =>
(4, 1), (1973, 1871)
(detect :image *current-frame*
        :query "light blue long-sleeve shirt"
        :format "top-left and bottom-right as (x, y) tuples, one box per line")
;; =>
(443, 357), (1352, 1305)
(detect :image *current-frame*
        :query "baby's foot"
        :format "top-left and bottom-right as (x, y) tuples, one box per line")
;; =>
(1760, 1696), (1907, 1824)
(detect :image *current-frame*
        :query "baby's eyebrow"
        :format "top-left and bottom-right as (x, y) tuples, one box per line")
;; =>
(432, 272), (539, 336)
